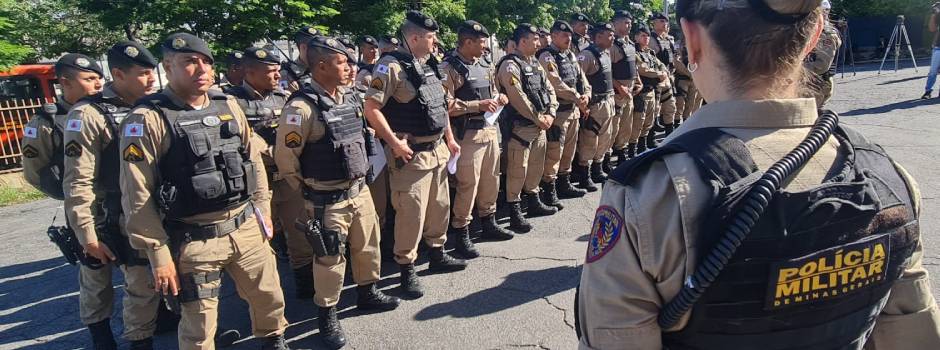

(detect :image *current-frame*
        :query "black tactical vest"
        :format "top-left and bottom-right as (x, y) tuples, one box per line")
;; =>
(34, 102), (69, 200)
(358, 62), (375, 74)
(225, 85), (288, 145)
(651, 33), (676, 69)
(379, 51), (449, 137)
(497, 54), (552, 127)
(612, 38), (638, 81)
(445, 54), (494, 111)
(147, 91), (257, 219)
(292, 89), (370, 182)
(585, 45), (613, 96)
(637, 47), (660, 93)
(610, 121), (920, 350)
(537, 46), (584, 96)
(74, 93), (132, 211)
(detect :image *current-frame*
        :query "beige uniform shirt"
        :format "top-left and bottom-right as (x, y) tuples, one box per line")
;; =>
(496, 55), (559, 122)
(538, 44), (591, 104)
(637, 47), (669, 90)
(440, 51), (498, 116)
(119, 87), (271, 268)
(354, 64), (374, 94)
(806, 22), (843, 75)
(365, 48), (449, 143)
(577, 98), (940, 349)
(610, 37), (641, 95)
(275, 80), (361, 192)
(21, 101), (72, 198)
(63, 85), (131, 245)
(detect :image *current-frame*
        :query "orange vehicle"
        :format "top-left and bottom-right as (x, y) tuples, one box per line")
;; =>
(0, 64), (58, 168)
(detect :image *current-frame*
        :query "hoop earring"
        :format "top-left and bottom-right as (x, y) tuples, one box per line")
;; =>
(688, 62), (699, 73)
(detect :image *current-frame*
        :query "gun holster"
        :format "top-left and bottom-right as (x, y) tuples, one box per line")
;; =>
(157, 183), (178, 212)
(47, 225), (107, 269)
(454, 116), (469, 141)
(295, 205), (342, 258)
(546, 125), (563, 142)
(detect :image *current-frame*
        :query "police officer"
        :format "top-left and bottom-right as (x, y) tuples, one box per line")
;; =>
(363, 11), (468, 299)
(609, 10), (643, 164)
(286, 26), (321, 92)
(634, 26), (671, 155)
(21, 54), (102, 200)
(570, 13), (593, 53)
(355, 35), (380, 92)
(577, 1), (940, 349)
(538, 27), (551, 50)
(120, 33), (288, 350)
(674, 42), (703, 122)
(442, 20), (515, 259)
(649, 13), (679, 141)
(62, 41), (161, 350)
(222, 51), (245, 89)
(805, 0), (842, 108)
(370, 34), (402, 257)
(574, 23), (616, 190)
(497, 23), (560, 233)
(537, 20), (591, 203)
(378, 35), (401, 54)
(276, 36), (400, 349)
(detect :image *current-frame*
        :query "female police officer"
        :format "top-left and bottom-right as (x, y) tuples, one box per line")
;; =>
(576, 1), (940, 349)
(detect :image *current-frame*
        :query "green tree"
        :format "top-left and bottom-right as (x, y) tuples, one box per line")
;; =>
(0, 0), (32, 70)
(15, 0), (124, 60)
(328, 0), (465, 49)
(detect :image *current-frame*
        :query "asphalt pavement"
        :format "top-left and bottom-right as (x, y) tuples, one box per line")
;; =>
(0, 63), (938, 349)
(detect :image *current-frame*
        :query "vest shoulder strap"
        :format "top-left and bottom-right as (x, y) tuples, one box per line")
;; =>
(586, 45), (603, 62)
(444, 54), (470, 77)
(207, 89), (230, 101)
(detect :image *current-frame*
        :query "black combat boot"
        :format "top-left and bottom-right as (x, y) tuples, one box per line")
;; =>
(450, 225), (479, 258)
(636, 137), (647, 154)
(524, 192), (558, 217)
(602, 153), (613, 174)
(292, 263), (314, 299)
(539, 181), (564, 210)
(508, 202), (532, 233)
(573, 164), (598, 192)
(646, 130), (658, 149)
(260, 334), (290, 350)
(590, 163), (607, 184)
(215, 328), (241, 348)
(611, 148), (625, 165)
(398, 263), (424, 299)
(129, 338), (153, 350)
(555, 174), (587, 199)
(317, 306), (347, 349)
(429, 247), (468, 272)
(664, 123), (675, 138)
(480, 214), (514, 240)
(356, 283), (401, 311)
(627, 143), (637, 158)
(88, 319), (117, 350)
(155, 299), (181, 334)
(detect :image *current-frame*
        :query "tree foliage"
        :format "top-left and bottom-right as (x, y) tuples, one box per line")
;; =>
(831, 0), (937, 17)
(0, 0), (32, 71)
(12, 0), (123, 61)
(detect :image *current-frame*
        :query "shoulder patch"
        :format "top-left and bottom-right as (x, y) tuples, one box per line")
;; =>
(286, 114), (302, 126)
(586, 205), (625, 263)
(285, 131), (302, 148)
(64, 140), (82, 158)
(23, 127), (38, 139)
(123, 143), (144, 162)
(578, 55), (586, 61)
(547, 63), (556, 72)
(370, 78), (384, 91)
(543, 55), (555, 62)
(65, 119), (83, 132)
(375, 64), (390, 75)
(22, 145), (38, 158)
(124, 123), (144, 137)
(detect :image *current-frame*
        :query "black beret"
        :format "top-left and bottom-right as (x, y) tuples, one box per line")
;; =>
(512, 23), (540, 41)
(379, 35), (400, 46)
(226, 51), (244, 65)
(570, 12), (592, 23)
(358, 35), (378, 47)
(242, 47), (280, 65)
(551, 20), (574, 34)
(538, 27), (550, 35)
(107, 41), (158, 68)
(308, 36), (348, 56)
(458, 20), (490, 37)
(405, 10), (439, 31)
(612, 10), (634, 21)
(633, 25), (651, 36)
(294, 26), (320, 43)
(162, 33), (214, 63)
(590, 22), (614, 36)
(55, 53), (103, 76)
(650, 13), (669, 21)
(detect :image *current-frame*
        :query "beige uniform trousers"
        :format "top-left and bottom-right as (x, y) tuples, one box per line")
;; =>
(369, 167), (391, 228)
(676, 78), (703, 121)
(79, 262), (159, 341)
(506, 124), (547, 202)
(641, 91), (663, 135)
(452, 126), (500, 229)
(305, 186), (382, 307)
(632, 91), (657, 143)
(272, 179), (311, 269)
(577, 95), (615, 165)
(542, 108), (578, 182)
(388, 141), (450, 265)
(658, 89), (678, 126)
(613, 94), (636, 150)
(176, 214), (287, 350)
(558, 109), (582, 176)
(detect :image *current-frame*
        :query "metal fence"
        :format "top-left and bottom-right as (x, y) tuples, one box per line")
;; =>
(0, 98), (44, 174)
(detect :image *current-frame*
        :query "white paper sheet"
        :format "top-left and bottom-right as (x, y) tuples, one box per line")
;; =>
(447, 151), (460, 175)
(484, 105), (503, 126)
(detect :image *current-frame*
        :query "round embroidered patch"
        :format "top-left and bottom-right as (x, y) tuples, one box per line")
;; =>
(586, 205), (624, 263)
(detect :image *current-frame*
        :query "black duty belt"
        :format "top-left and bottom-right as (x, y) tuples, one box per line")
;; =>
(558, 104), (574, 112)
(167, 203), (253, 243)
(590, 93), (612, 105)
(302, 180), (366, 206)
(411, 138), (442, 152)
(466, 118), (486, 130)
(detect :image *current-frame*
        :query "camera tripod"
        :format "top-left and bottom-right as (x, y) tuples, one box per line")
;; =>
(878, 15), (919, 74)
(835, 19), (856, 77)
